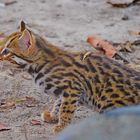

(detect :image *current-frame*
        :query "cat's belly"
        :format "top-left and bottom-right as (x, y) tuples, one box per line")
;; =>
(80, 93), (96, 110)
(34, 78), (56, 95)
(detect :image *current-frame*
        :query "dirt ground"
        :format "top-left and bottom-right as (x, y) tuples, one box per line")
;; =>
(0, 0), (140, 140)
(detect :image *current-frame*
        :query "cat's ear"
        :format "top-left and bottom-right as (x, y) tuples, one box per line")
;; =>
(19, 29), (32, 50)
(20, 21), (26, 32)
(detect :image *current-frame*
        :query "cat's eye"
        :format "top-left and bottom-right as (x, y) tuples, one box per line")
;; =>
(1, 48), (10, 56)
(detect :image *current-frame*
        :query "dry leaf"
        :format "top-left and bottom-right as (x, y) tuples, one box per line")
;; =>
(0, 0), (17, 7)
(25, 96), (38, 107)
(87, 36), (117, 58)
(15, 98), (26, 104)
(114, 41), (134, 52)
(127, 63), (140, 70)
(15, 96), (38, 107)
(132, 40), (140, 46)
(31, 119), (41, 125)
(123, 44), (133, 52)
(0, 33), (7, 61)
(5, 0), (17, 6)
(0, 123), (11, 131)
(0, 101), (15, 110)
(107, 0), (139, 8)
(22, 73), (32, 80)
(128, 31), (140, 36)
(0, 33), (5, 49)
(86, 36), (130, 63)
(0, 32), (5, 38)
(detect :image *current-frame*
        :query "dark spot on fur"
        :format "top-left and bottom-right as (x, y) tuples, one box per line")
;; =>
(45, 78), (52, 82)
(46, 83), (53, 90)
(28, 66), (34, 74)
(92, 98), (95, 105)
(106, 81), (112, 87)
(35, 73), (44, 83)
(116, 85), (124, 89)
(113, 68), (123, 76)
(111, 76), (118, 82)
(124, 91), (130, 96)
(51, 75), (63, 80)
(71, 94), (80, 97)
(93, 56), (103, 61)
(95, 87), (99, 93)
(84, 79), (93, 95)
(66, 110), (74, 114)
(101, 103), (114, 110)
(115, 100), (126, 106)
(105, 88), (113, 93)
(126, 97), (135, 103)
(88, 97), (91, 101)
(87, 59), (97, 73)
(73, 61), (89, 72)
(134, 77), (140, 81)
(63, 106), (66, 110)
(54, 88), (63, 95)
(94, 75), (100, 83)
(135, 83), (140, 89)
(94, 101), (97, 106)
(133, 91), (138, 96)
(54, 81), (60, 84)
(44, 64), (60, 74)
(125, 80), (131, 85)
(71, 100), (77, 104)
(35, 64), (45, 73)
(98, 67), (105, 74)
(61, 59), (72, 67)
(63, 92), (69, 97)
(39, 81), (44, 86)
(97, 104), (101, 109)
(103, 63), (110, 69)
(64, 102), (68, 105)
(118, 79), (124, 83)
(110, 94), (119, 98)
(101, 96), (107, 101)
(61, 72), (81, 83)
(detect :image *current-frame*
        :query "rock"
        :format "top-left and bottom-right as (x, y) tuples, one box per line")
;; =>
(122, 15), (129, 20)
(105, 105), (140, 117)
(56, 106), (140, 140)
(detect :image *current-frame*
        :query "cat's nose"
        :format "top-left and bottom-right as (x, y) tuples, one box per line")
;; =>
(1, 49), (10, 56)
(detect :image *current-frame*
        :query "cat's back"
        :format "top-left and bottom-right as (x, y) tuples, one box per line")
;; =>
(82, 53), (140, 96)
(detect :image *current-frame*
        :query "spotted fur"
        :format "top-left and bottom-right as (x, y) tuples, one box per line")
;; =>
(1, 21), (140, 133)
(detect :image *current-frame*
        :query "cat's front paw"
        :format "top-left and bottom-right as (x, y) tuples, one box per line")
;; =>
(53, 124), (65, 134)
(41, 111), (58, 123)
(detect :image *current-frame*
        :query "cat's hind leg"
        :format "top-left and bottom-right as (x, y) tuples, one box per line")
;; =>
(41, 98), (61, 123)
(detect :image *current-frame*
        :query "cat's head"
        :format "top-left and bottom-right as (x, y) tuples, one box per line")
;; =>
(0, 21), (38, 67)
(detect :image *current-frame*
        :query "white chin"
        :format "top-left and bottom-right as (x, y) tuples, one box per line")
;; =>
(13, 56), (28, 65)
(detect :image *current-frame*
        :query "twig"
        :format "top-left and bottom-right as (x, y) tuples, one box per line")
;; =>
(23, 124), (29, 140)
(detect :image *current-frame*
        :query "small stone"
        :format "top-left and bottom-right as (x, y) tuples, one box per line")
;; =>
(57, 106), (140, 140)
(122, 15), (129, 20)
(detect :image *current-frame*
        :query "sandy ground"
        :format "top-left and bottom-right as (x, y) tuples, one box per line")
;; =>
(0, 0), (140, 140)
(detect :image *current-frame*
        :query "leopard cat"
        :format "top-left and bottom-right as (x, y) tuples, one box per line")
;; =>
(1, 21), (140, 133)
